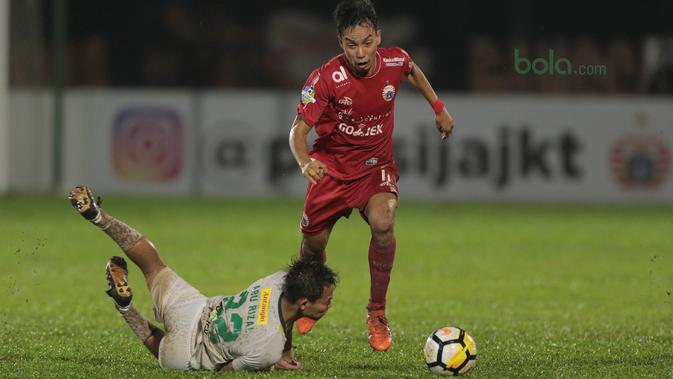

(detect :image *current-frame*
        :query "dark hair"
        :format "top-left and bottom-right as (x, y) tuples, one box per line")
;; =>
(333, 0), (378, 37)
(283, 260), (338, 303)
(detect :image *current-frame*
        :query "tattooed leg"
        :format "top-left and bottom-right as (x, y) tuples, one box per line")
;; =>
(94, 210), (167, 288)
(68, 186), (166, 288)
(93, 210), (143, 252)
(117, 305), (164, 358)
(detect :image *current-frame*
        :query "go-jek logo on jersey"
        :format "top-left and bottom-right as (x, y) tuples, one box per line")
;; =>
(382, 85), (396, 101)
(338, 122), (383, 137)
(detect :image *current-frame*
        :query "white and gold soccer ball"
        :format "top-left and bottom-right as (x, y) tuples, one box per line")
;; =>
(423, 326), (477, 376)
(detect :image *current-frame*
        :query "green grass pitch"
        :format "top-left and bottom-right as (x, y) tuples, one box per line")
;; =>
(1, 195), (672, 378)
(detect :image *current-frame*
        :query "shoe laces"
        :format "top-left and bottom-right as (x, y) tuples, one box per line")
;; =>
(369, 314), (390, 334)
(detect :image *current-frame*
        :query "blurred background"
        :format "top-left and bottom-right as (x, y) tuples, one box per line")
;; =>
(1, 0), (672, 201)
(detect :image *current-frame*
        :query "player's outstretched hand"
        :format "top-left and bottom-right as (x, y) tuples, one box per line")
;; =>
(274, 351), (304, 370)
(301, 158), (329, 185)
(435, 108), (455, 140)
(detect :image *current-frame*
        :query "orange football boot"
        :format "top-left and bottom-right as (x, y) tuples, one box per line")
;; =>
(367, 310), (392, 351)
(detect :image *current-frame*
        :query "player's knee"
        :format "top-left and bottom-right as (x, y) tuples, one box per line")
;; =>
(143, 328), (164, 359)
(370, 207), (395, 232)
(144, 263), (168, 288)
(370, 217), (395, 244)
(367, 198), (396, 235)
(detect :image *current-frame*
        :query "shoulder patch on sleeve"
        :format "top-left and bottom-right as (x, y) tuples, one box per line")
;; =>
(301, 73), (320, 105)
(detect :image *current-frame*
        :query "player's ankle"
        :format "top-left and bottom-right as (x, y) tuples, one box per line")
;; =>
(115, 303), (131, 313)
(367, 304), (386, 314)
(90, 210), (103, 224)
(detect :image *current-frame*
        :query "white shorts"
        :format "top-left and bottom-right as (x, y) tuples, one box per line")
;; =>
(150, 267), (207, 370)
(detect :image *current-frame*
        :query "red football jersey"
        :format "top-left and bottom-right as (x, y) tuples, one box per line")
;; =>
(296, 47), (414, 181)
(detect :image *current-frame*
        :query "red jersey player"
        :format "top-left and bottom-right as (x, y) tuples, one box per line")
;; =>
(289, 0), (454, 352)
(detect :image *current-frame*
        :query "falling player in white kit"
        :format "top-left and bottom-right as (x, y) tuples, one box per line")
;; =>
(68, 186), (337, 371)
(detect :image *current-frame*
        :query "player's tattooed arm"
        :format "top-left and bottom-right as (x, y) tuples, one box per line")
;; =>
(289, 115), (329, 184)
(405, 63), (455, 139)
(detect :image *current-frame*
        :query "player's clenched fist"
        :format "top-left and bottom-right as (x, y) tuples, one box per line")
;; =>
(274, 351), (304, 370)
(301, 158), (328, 184)
(435, 108), (455, 140)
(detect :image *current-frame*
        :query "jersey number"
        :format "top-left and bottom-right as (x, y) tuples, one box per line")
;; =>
(210, 290), (248, 343)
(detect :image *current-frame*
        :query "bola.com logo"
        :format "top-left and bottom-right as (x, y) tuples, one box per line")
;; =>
(514, 48), (607, 76)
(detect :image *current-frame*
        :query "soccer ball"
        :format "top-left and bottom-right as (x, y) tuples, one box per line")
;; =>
(423, 327), (477, 376)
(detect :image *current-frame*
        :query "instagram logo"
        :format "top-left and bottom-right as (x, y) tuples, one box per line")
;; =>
(112, 107), (183, 182)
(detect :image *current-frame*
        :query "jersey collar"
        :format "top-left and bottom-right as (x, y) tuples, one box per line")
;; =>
(341, 50), (382, 79)
(363, 50), (382, 79)
(278, 292), (287, 337)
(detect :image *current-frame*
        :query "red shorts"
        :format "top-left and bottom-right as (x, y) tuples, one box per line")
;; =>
(300, 165), (399, 234)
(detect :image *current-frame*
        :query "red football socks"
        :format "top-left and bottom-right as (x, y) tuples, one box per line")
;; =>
(367, 237), (396, 311)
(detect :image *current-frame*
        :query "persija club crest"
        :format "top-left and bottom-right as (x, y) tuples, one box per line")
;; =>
(382, 85), (396, 101)
(611, 134), (670, 189)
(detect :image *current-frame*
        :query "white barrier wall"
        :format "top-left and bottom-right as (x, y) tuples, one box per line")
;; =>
(197, 93), (673, 202)
(9, 89), (673, 202)
(395, 95), (673, 201)
(199, 91), (291, 196)
(8, 90), (53, 190)
(0, 0), (9, 192)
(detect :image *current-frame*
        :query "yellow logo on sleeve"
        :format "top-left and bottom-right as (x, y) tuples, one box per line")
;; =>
(257, 288), (272, 325)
